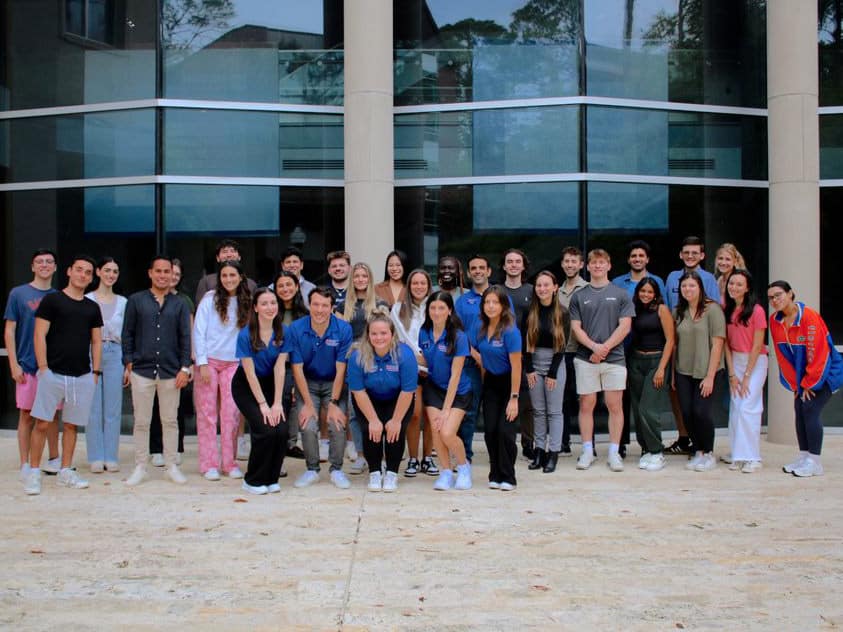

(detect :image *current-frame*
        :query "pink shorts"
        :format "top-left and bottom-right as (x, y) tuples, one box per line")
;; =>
(16, 373), (62, 411)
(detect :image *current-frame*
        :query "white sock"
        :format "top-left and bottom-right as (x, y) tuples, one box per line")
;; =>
(608, 443), (619, 457)
(582, 441), (593, 455)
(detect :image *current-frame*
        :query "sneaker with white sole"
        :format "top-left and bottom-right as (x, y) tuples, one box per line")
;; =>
(104, 461), (120, 472)
(645, 453), (666, 471)
(382, 471), (398, 492)
(741, 460), (762, 474)
(294, 470), (319, 488)
(349, 456), (367, 474)
(488, 480), (501, 490)
(236, 436), (250, 461)
(719, 454), (734, 464)
(42, 457), (61, 475)
(638, 453), (653, 469)
(404, 458), (420, 477)
(57, 467), (89, 489)
(151, 453), (165, 467)
(204, 468), (221, 481)
(433, 470), (454, 490)
(345, 442), (358, 462)
(500, 482), (516, 491)
(783, 455), (808, 474)
(454, 463), (472, 490)
(167, 464), (187, 484)
(19, 463), (31, 482)
(228, 467), (244, 479)
(793, 458), (823, 478)
(90, 461), (104, 474)
(330, 470), (351, 489)
(728, 460), (743, 471)
(319, 439), (329, 463)
(175, 453), (183, 466)
(267, 483), (281, 493)
(241, 481), (268, 495)
(125, 465), (147, 486)
(694, 453), (716, 472)
(368, 471), (383, 491)
(421, 456), (439, 476)
(576, 451), (596, 470)
(686, 453), (704, 470)
(23, 469), (41, 495)
(607, 453), (624, 472)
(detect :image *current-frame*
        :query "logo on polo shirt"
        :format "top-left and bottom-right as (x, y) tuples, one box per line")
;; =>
(325, 338), (339, 347)
(437, 343), (448, 352)
(492, 340), (504, 347)
(386, 364), (399, 372)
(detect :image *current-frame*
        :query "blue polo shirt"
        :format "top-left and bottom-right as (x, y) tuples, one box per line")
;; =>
(612, 272), (667, 301)
(347, 343), (418, 401)
(236, 326), (291, 377)
(665, 268), (721, 310)
(288, 314), (352, 381)
(469, 321), (522, 376)
(455, 288), (515, 335)
(418, 327), (472, 395)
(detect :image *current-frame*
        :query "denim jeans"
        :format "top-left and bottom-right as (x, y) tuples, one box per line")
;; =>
(85, 340), (123, 463)
(295, 380), (348, 472)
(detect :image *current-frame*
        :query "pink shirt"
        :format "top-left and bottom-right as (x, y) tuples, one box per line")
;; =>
(727, 304), (768, 354)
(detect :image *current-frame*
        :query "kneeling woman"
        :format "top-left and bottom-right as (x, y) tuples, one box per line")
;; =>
(348, 309), (418, 492)
(232, 288), (290, 494)
(471, 286), (522, 491)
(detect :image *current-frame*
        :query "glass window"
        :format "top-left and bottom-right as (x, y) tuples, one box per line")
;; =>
(2, 0), (156, 110)
(821, 187), (843, 340)
(0, 109), (155, 182)
(394, 0), (580, 105)
(395, 106), (578, 179)
(587, 107), (767, 180)
(164, 184), (279, 235)
(820, 115), (843, 180)
(820, 2), (843, 106)
(163, 1), (344, 104)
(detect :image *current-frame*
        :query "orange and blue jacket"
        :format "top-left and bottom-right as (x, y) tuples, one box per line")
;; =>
(770, 302), (843, 396)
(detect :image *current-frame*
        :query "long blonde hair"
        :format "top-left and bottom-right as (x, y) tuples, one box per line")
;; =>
(715, 243), (746, 279)
(352, 307), (399, 373)
(342, 262), (379, 322)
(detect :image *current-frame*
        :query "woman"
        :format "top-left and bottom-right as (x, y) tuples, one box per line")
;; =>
(715, 243), (746, 302)
(391, 268), (438, 477)
(470, 285), (522, 491)
(673, 272), (726, 472)
(341, 262), (389, 472)
(193, 261), (251, 481)
(232, 288), (290, 494)
(523, 271), (567, 474)
(375, 249), (408, 307)
(348, 309), (418, 492)
(418, 291), (473, 491)
(768, 280), (843, 477)
(628, 278), (674, 472)
(722, 270), (768, 473)
(85, 257), (127, 473)
(274, 270), (308, 326)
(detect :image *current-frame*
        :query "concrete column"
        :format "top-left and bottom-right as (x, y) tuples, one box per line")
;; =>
(766, 0), (819, 444)
(344, 0), (394, 267)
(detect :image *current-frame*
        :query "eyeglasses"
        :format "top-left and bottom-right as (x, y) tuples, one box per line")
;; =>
(767, 292), (787, 302)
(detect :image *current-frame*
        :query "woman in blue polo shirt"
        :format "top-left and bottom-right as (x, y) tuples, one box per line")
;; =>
(232, 288), (291, 495)
(418, 291), (473, 491)
(470, 285), (522, 491)
(347, 308), (418, 492)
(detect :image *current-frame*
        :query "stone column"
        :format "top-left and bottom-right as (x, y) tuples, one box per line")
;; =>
(766, 0), (819, 444)
(344, 0), (394, 267)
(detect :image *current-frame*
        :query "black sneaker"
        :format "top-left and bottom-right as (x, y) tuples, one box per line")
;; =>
(522, 446), (535, 461)
(404, 458), (420, 477)
(560, 444), (572, 457)
(421, 456), (439, 476)
(287, 446), (305, 459)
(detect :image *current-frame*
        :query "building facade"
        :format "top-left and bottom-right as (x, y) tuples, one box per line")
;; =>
(1, 1), (840, 430)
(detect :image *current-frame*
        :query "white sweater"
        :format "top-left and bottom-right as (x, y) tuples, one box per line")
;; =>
(193, 293), (240, 364)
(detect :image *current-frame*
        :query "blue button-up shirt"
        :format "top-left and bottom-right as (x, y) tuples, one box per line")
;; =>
(347, 343), (418, 400)
(665, 268), (721, 310)
(612, 272), (667, 300)
(288, 314), (352, 381)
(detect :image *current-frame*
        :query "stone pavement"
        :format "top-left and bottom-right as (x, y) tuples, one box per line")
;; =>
(2, 430), (842, 631)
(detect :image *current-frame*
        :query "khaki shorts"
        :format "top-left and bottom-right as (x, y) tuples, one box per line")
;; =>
(573, 358), (627, 395)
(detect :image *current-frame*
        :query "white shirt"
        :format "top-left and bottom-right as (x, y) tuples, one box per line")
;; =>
(390, 299), (426, 354)
(193, 293), (240, 364)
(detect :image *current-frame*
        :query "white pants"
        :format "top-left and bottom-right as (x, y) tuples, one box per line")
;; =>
(728, 352), (768, 461)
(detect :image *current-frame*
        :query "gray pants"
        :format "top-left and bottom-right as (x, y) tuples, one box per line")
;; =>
(528, 348), (567, 452)
(295, 380), (347, 472)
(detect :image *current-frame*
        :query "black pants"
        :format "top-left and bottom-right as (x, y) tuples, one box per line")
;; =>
(674, 372), (719, 453)
(353, 395), (412, 473)
(561, 352), (578, 448)
(149, 386), (190, 454)
(231, 367), (288, 487)
(483, 371), (518, 486)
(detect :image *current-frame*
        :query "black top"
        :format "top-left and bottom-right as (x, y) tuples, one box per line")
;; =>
(35, 291), (103, 377)
(521, 303), (566, 376)
(504, 283), (533, 331)
(631, 307), (666, 352)
(122, 290), (192, 380)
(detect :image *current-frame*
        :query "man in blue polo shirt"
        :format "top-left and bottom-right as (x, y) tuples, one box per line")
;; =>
(289, 287), (353, 489)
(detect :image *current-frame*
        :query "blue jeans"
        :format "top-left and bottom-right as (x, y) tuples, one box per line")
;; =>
(86, 341), (123, 463)
(348, 392), (364, 453)
(459, 361), (482, 461)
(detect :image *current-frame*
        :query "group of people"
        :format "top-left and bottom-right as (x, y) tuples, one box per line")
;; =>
(7, 235), (841, 497)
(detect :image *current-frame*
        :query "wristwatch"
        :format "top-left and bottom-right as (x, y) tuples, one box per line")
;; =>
(180, 367), (191, 375)
(510, 393), (519, 400)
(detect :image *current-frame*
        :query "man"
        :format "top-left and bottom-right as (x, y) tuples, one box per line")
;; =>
(195, 239), (258, 305)
(123, 255), (193, 486)
(280, 246), (316, 308)
(569, 249), (634, 472)
(501, 248), (535, 459)
(558, 246), (589, 456)
(22, 255), (103, 495)
(326, 250), (351, 313)
(664, 236), (720, 309)
(433, 255), (465, 299)
(289, 288), (353, 489)
(5, 249), (62, 481)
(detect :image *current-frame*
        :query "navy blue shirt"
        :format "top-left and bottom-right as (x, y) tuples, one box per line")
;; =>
(122, 290), (191, 380)
(455, 288), (515, 336)
(347, 343), (418, 401)
(418, 327), (472, 394)
(288, 314), (352, 381)
(236, 325), (291, 377)
(470, 321), (522, 376)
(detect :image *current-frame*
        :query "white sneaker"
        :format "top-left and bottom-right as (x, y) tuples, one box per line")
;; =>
(125, 465), (148, 486)
(367, 471), (382, 491)
(43, 457), (61, 475)
(23, 469), (41, 495)
(104, 461), (120, 472)
(500, 482), (516, 491)
(645, 453), (666, 471)
(382, 471), (398, 492)
(345, 442), (358, 462)
(686, 453), (704, 470)
(783, 455), (808, 474)
(330, 470), (351, 489)
(729, 460), (744, 471)
(741, 460), (762, 474)
(90, 461), (104, 474)
(349, 456), (367, 474)
(151, 453), (165, 467)
(487, 480), (501, 490)
(607, 453), (624, 472)
(319, 439), (329, 463)
(204, 468), (221, 481)
(454, 463), (472, 490)
(228, 467), (244, 479)
(241, 480), (268, 495)
(433, 470), (454, 490)
(167, 464), (187, 484)
(638, 453), (653, 469)
(19, 463), (31, 482)
(57, 467), (89, 489)
(793, 457), (823, 478)
(294, 470), (319, 488)
(576, 451), (596, 470)
(236, 436), (250, 461)
(175, 453), (183, 466)
(267, 483), (281, 493)
(694, 453), (717, 472)
(719, 454), (733, 464)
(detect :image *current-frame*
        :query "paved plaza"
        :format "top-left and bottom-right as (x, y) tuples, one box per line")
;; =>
(2, 429), (842, 630)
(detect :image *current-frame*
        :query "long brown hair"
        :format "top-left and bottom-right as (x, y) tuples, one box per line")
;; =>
(247, 287), (284, 351)
(398, 268), (432, 329)
(214, 260), (251, 328)
(479, 285), (514, 341)
(525, 271), (565, 353)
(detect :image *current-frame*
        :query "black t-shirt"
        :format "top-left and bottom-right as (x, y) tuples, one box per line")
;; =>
(504, 283), (533, 331)
(35, 291), (103, 376)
